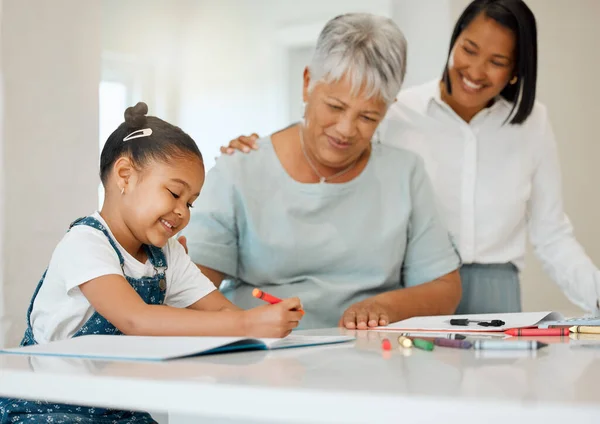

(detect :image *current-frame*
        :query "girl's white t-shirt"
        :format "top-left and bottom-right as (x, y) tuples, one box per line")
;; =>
(30, 212), (216, 343)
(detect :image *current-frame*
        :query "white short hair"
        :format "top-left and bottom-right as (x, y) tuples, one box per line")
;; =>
(308, 13), (407, 105)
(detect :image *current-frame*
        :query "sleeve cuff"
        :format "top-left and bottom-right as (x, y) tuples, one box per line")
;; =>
(403, 254), (461, 288)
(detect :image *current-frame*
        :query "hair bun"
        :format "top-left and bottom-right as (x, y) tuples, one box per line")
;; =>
(124, 102), (149, 129)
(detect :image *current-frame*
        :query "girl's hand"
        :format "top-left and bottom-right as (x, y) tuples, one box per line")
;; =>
(338, 299), (390, 330)
(243, 297), (304, 338)
(220, 133), (260, 155)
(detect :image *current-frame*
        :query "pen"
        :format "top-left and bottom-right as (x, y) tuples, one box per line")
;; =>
(450, 318), (505, 327)
(473, 340), (547, 350)
(569, 326), (600, 334)
(252, 288), (304, 314)
(505, 328), (570, 337)
(433, 338), (472, 349)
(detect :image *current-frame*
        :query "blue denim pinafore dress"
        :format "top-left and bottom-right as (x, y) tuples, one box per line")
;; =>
(0, 217), (168, 423)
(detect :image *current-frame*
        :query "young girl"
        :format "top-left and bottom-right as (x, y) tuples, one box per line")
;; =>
(0, 102), (303, 423)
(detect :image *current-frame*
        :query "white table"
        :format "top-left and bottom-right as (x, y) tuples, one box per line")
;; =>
(1, 327), (599, 423)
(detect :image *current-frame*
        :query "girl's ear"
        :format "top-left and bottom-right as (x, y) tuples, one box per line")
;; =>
(113, 156), (135, 194)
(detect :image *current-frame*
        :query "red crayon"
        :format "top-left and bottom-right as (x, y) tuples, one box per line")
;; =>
(381, 338), (392, 351)
(505, 328), (570, 337)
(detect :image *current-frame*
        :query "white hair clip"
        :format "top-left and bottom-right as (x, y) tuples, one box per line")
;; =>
(123, 128), (153, 141)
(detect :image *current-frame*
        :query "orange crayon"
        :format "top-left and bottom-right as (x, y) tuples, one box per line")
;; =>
(252, 288), (281, 304)
(252, 288), (304, 314)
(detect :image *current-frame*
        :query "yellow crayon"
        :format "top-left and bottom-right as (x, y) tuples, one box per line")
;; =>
(397, 336), (413, 348)
(569, 326), (600, 334)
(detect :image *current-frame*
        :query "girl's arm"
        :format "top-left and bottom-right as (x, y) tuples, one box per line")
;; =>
(187, 290), (243, 312)
(79, 274), (302, 338)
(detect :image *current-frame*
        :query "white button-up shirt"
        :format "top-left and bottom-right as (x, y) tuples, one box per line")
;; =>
(379, 79), (600, 311)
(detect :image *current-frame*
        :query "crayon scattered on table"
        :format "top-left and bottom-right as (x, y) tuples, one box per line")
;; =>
(381, 338), (392, 351)
(397, 336), (413, 348)
(434, 338), (472, 349)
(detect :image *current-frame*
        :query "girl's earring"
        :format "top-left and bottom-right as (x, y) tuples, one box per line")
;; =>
(120, 187), (125, 195)
(510, 76), (518, 85)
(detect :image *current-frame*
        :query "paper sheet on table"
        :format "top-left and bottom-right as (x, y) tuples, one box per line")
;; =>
(375, 311), (563, 332)
(0, 334), (355, 361)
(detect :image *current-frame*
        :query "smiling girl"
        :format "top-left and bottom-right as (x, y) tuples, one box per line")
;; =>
(0, 102), (302, 423)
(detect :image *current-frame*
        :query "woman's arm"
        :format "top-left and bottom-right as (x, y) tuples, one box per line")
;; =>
(527, 112), (600, 311)
(197, 265), (226, 289)
(339, 270), (461, 329)
(177, 236), (228, 291)
(340, 155), (462, 329)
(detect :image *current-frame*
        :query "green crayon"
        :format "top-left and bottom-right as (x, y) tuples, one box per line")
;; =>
(412, 338), (434, 351)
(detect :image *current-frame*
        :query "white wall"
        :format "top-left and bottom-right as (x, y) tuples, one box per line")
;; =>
(448, 0), (600, 314)
(392, 0), (453, 89)
(0, 0), (4, 347)
(0, 0), (101, 347)
(176, 0), (394, 169)
(101, 0), (194, 124)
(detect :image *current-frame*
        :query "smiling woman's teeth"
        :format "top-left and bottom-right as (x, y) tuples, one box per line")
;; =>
(463, 77), (482, 90)
(161, 219), (173, 229)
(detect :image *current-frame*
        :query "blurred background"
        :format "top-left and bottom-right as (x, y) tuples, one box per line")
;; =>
(0, 0), (599, 347)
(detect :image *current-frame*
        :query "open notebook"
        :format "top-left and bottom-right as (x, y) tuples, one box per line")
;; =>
(373, 311), (564, 332)
(0, 334), (355, 362)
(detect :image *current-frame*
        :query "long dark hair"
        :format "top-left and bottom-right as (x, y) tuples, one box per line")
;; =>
(442, 0), (537, 124)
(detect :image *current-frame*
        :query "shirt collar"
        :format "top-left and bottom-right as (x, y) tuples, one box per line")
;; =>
(422, 78), (513, 119)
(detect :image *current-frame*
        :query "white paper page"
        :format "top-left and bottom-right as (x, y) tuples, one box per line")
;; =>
(375, 311), (563, 332)
(538, 315), (600, 328)
(0, 335), (254, 361)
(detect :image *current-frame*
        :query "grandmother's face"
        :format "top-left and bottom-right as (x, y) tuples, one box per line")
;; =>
(302, 69), (387, 169)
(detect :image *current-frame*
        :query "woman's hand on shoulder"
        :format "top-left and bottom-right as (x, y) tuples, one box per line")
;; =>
(177, 235), (188, 253)
(220, 133), (260, 155)
(242, 297), (304, 338)
(339, 299), (390, 330)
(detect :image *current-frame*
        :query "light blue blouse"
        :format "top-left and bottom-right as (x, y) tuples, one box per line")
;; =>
(185, 137), (460, 329)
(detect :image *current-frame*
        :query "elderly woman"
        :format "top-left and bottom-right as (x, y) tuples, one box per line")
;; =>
(184, 13), (461, 330)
